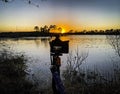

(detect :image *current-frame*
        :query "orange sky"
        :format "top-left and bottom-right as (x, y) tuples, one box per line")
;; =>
(0, 0), (120, 32)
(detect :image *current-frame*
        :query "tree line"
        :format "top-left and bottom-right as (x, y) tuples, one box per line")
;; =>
(34, 25), (62, 33)
(66, 29), (120, 35)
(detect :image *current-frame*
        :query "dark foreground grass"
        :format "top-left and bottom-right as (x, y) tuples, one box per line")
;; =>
(0, 43), (39, 94)
(63, 69), (120, 94)
(62, 51), (120, 94)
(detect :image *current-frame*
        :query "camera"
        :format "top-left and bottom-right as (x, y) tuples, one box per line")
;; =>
(50, 40), (69, 55)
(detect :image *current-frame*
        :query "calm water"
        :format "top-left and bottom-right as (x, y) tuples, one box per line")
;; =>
(1, 35), (120, 88)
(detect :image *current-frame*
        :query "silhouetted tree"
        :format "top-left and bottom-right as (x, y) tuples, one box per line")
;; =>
(48, 25), (59, 33)
(39, 25), (49, 33)
(34, 26), (39, 32)
(99, 30), (104, 33)
(49, 25), (57, 30)
(82, 30), (87, 34)
(69, 30), (74, 33)
(2, 0), (7, 2)
(58, 27), (62, 32)
(43, 25), (49, 33)
(1, 0), (46, 7)
(95, 30), (98, 33)
(40, 27), (43, 32)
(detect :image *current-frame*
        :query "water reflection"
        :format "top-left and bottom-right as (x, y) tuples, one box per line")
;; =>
(0, 35), (120, 94)
(33, 37), (51, 47)
(19, 37), (51, 48)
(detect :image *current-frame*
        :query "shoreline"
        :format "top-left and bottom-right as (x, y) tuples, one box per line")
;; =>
(0, 32), (120, 38)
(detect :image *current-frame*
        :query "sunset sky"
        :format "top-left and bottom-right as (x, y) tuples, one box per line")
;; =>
(0, 0), (120, 32)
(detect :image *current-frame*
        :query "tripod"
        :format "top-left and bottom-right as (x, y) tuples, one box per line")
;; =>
(50, 53), (65, 94)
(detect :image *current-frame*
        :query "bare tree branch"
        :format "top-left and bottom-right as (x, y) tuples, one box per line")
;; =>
(107, 35), (120, 57)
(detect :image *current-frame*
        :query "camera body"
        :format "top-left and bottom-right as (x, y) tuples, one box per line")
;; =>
(50, 40), (69, 56)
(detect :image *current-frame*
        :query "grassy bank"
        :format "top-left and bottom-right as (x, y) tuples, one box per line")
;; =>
(62, 51), (120, 94)
(0, 43), (38, 94)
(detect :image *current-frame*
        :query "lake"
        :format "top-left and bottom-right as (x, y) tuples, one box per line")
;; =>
(0, 35), (120, 89)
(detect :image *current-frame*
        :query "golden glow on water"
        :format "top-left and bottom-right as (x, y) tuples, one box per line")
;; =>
(60, 36), (70, 41)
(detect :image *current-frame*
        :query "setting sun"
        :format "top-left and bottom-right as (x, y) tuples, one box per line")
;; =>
(61, 28), (66, 33)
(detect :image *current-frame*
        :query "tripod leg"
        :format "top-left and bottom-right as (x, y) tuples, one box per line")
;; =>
(52, 77), (59, 94)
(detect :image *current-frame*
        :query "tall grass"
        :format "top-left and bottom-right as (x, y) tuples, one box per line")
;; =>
(0, 42), (38, 94)
(62, 50), (120, 94)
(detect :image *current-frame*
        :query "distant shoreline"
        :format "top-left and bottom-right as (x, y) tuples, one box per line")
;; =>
(0, 31), (120, 38)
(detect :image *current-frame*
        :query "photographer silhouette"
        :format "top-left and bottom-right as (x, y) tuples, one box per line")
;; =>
(49, 35), (69, 94)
